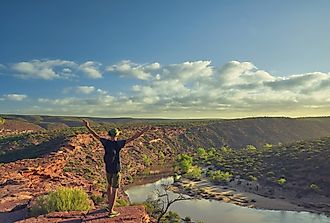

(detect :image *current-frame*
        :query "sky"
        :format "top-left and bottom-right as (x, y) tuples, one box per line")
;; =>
(0, 0), (330, 118)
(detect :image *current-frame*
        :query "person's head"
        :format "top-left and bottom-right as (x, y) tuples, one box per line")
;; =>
(108, 128), (121, 140)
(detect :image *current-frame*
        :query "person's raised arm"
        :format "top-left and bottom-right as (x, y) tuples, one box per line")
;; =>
(82, 119), (101, 140)
(126, 126), (150, 144)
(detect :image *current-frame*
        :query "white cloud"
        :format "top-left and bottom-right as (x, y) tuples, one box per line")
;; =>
(11, 59), (77, 80)
(5, 60), (330, 118)
(3, 94), (27, 101)
(10, 59), (104, 80)
(79, 61), (102, 79)
(107, 60), (158, 80)
(96, 88), (108, 95)
(161, 60), (213, 81)
(76, 86), (95, 94)
(122, 60), (330, 116)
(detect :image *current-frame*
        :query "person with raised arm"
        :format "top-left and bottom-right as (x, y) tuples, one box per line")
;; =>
(82, 119), (150, 218)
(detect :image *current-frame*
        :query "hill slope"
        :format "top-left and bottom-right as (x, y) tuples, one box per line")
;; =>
(180, 117), (330, 149)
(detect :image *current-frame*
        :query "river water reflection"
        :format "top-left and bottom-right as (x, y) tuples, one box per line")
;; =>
(125, 177), (330, 223)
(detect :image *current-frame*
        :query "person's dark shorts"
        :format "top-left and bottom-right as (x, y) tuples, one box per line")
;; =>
(106, 172), (121, 188)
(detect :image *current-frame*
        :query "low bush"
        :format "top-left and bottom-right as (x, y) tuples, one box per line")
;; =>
(209, 170), (233, 184)
(175, 154), (193, 174)
(184, 165), (202, 181)
(310, 183), (320, 192)
(30, 187), (91, 216)
(277, 178), (286, 185)
(0, 117), (5, 125)
(142, 154), (152, 166)
(116, 198), (129, 207)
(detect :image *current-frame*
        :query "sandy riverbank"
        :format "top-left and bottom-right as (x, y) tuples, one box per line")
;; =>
(170, 177), (330, 217)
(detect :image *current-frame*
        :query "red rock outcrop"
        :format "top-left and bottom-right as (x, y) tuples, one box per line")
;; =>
(16, 205), (151, 223)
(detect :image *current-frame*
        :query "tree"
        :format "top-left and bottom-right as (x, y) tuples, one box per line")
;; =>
(145, 184), (193, 223)
(185, 166), (202, 181)
(197, 148), (206, 159)
(175, 154), (193, 174)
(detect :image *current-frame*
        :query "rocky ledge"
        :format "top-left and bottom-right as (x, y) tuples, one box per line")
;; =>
(16, 205), (150, 223)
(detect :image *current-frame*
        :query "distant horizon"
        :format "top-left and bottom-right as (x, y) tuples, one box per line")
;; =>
(1, 112), (330, 120)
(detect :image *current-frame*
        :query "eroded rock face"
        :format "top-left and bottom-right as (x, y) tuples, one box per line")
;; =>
(16, 205), (151, 223)
(0, 127), (184, 222)
(0, 120), (44, 136)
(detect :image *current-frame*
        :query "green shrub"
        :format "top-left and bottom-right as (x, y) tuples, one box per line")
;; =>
(263, 143), (272, 149)
(161, 211), (181, 223)
(185, 166), (202, 180)
(30, 187), (91, 216)
(175, 154), (193, 174)
(116, 198), (129, 207)
(209, 170), (233, 184)
(197, 147), (207, 159)
(158, 151), (165, 161)
(0, 117), (5, 125)
(246, 145), (257, 152)
(208, 148), (217, 157)
(143, 197), (162, 218)
(249, 175), (258, 181)
(310, 183), (320, 192)
(220, 146), (231, 154)
(142, 154), (152, 166)
(277, 178), (286, 185)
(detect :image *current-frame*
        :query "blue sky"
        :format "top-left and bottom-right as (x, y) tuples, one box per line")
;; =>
(1, 0), (330, 118)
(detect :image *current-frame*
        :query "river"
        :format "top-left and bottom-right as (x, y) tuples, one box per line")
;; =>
(125, 177), (330, 223)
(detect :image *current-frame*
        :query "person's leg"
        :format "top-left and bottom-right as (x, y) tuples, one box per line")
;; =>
(106, 173), (113, 211)
(107, 184), (113, 210)
(109, 172), (121, 213)
(108, 187), (118, 213)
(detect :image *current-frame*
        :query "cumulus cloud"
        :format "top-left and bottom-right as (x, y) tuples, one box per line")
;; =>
(10, 59), (103, 80)
(11, 59), (76, 80)
(79, 61), (102, 79)
(5, 60), (330, 118)
(113, 60), (330, 116)
(63, 86), (100, 95)
(76, 86), (95, 94)
(107, 60), (159, 80)
(3, 94), (27, 101)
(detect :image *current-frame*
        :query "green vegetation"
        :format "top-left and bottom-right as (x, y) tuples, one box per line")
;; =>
(277, 178), (286, 185)
(0, 127), (87, 163)
(30, 187), (91, 216)
(161, 211), (181, 223)
(174, 154), (193, 174)
(185, 166), (202, 181)
(208, 170), (233, 184)
(143, 184), (193, 223)
(197, 147), (207, 159)
(0, 117), (5, 125)
(142, 154), (152, 166)
(180, 136), (330, 198)
(116, 198), (129, 207)
(310, 183), (320, 192)
(144, 197), (162, 218)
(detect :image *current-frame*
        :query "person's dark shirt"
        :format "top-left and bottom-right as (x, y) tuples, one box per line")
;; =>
(100, 138), (126, 174)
